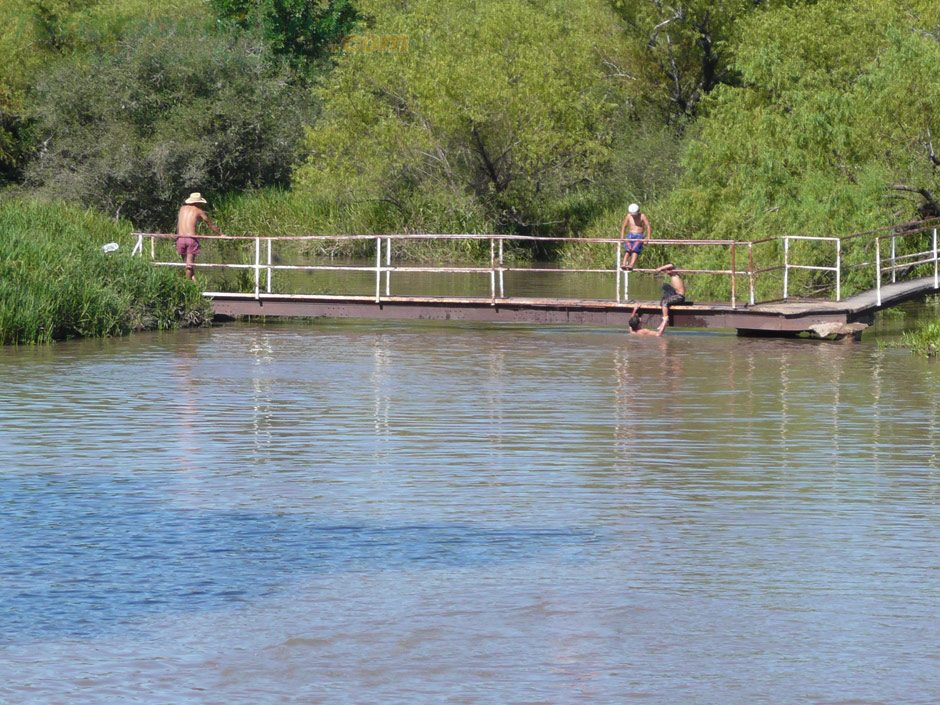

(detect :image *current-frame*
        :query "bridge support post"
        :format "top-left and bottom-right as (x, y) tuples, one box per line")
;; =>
(490, 238), (496, 304)
(499, 239), (505, 298)
(375, 237), (382, 303)
(876, 237), (882, 307)
(254, 237), (260, 299)
(748, 243), (755, 305)
(934, 228), (938, 290)
(731, 243), (737, 309)
(836, 239), (841, 301)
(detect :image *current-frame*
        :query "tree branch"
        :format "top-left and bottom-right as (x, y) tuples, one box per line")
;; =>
(891, 183), (940, 213)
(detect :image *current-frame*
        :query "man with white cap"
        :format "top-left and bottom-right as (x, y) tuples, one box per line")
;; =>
(176, 192), (227, 280)
(620, 202), (651, 271)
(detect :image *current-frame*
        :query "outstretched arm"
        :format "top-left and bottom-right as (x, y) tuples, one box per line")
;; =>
(655, 313), (668, 336)
(199, 212), (227, 237)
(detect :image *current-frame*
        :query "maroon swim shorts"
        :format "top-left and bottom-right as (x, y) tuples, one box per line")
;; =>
(176, 237), (201, 257)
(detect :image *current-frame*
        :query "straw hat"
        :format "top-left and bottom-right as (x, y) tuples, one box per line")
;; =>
(185, 192), (207, 205)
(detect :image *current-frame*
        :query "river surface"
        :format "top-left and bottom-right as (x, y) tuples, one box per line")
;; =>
(2, 306), (939, 704)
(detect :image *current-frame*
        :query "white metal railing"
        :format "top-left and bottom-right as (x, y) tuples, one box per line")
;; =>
(132, 233), (748, 308)
(131, 220), (940, 308)
(875, 226), (940, 306)
(781, 235), (842, 301)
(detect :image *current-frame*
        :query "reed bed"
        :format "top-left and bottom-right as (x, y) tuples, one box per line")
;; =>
(0, 200), (212, 345)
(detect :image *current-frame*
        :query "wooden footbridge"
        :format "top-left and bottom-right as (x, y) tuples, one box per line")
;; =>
(133, 218), (940, 338)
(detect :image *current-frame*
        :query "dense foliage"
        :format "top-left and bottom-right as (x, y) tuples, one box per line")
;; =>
(25, 20), (313, 229)
(0, 200), (212, 345)
(296, 0), (637, 242)
(0, 0), (204, 185)
(606, 0), (800, 124)
(210, 0), (358, 72)
(669, 0), (940, 241)
(646, 0), (940, 299)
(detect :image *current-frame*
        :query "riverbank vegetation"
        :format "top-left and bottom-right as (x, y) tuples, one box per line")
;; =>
(2, 0), (939, 344)
(0, 201), (211, 345)
(899, 322), (940, 357)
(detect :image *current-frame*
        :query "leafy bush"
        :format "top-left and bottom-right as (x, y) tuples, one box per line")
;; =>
(25, 18), (315, 229)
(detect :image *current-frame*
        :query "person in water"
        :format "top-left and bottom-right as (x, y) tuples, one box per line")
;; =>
(627, 303), (668, 336)
(628, 263), (686, 336)
(176, 192), (227, 280)
(620, 202), (651, 271)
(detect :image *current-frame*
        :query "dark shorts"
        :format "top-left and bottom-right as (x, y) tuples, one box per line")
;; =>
(662, 283), (685, 307)
(176, 237), (201, 257)
(623, 232), (645, 255)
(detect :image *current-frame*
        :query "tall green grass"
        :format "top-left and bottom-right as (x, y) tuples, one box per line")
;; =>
(0, 199), (212, 344)
(899, 321), (940, 357)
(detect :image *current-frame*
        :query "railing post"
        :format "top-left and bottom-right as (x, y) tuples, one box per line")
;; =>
(266, 238), (273, 294)
(731, 243), (737, 309)
(748, 242), (755, 306)
(934, 227), (938, 290)
(385, 237), (391, 296)
(783, 237), (789, 300)
(835, 239), (841, 301)
(490, 237), (496, 304)
(151, 236), (155, 260)
(876, 237), (882, 307)
(254, 237), (261, 299)
(132, 233), (143, 257)
(499, 238), (505, 298)
(615, 242), (621, 302)
(375, 236), (382, 303)
(891, 230), (897, 283)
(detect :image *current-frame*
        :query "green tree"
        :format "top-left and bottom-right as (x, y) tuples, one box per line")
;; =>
(25, 19), (314, 229)
(210, 0), (358, 71)
(0, 0), (209, 185)
(668, 0), (940, 239)
(296, 0), (632, 238)
(656, 0), (940, 298)
(606, 0), (799, 123)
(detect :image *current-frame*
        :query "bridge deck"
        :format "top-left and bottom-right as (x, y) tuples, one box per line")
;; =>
(207, 275), (937, 337)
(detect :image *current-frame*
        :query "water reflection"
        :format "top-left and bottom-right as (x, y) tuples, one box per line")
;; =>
(371, 334), (391, 452)
(172, 344), (199, 471)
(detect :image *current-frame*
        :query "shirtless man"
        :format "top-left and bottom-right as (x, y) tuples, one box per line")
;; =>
(176, 192), (226, 280)
(656, 262), (686, 320)
(620, 203), (651, 271)
(627, 303), (668, 336)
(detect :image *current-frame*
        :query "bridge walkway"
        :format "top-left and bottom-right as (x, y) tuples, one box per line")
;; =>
(133, 219), (940, 338)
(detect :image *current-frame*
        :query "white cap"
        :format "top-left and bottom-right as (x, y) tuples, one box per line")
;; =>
(628, 203), (639, 214)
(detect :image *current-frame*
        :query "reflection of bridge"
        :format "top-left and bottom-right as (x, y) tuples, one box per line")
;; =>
(133, 218), (940, 338)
